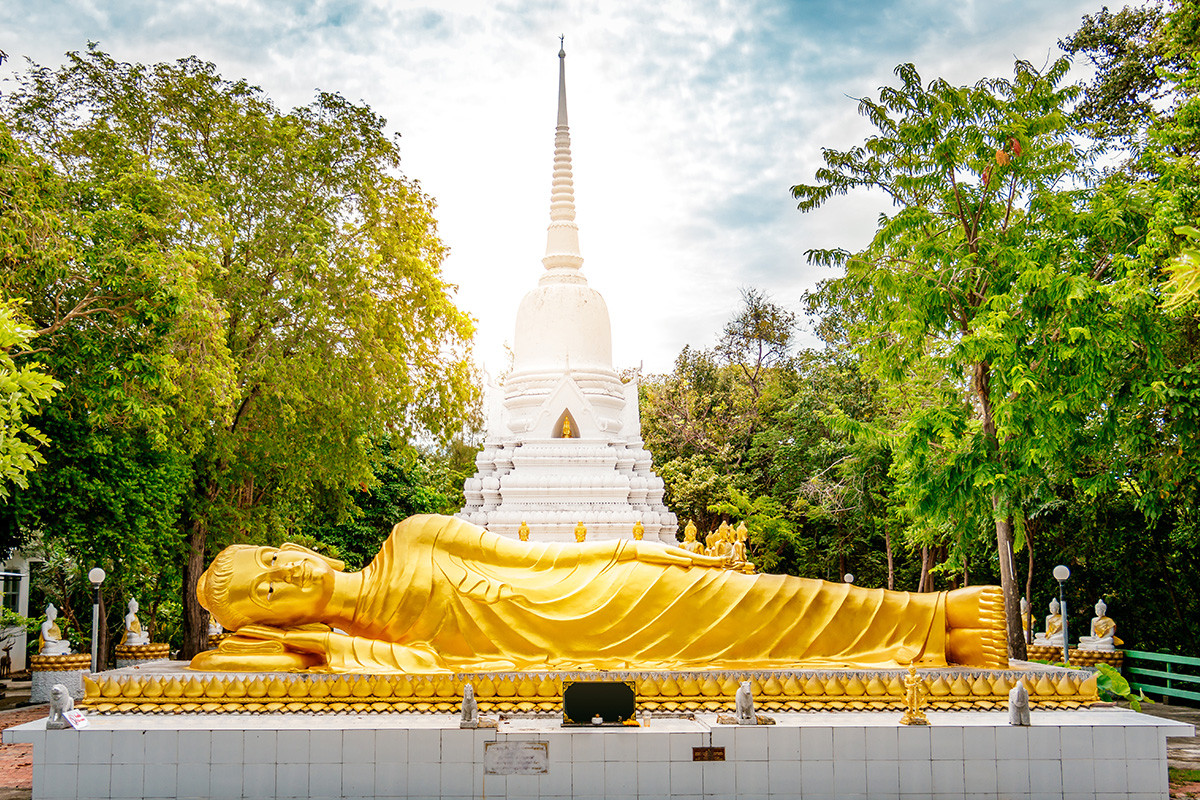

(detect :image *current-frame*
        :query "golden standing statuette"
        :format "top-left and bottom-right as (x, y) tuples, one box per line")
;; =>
(574, 521), (587, 542)
(632, 521), (644, 541)
(899, 662), (930, 726)
(518, 521), (530, 542)
(562, 415), (572, 438)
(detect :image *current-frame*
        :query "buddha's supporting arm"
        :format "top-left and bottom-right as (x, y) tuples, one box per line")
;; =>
(230, 625), (469, 674)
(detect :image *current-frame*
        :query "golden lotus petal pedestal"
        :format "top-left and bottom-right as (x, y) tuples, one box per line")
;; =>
(79, 661), (1099, 716)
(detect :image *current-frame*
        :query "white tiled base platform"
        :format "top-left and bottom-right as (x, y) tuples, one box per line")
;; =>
(5, 707), (1190, 799)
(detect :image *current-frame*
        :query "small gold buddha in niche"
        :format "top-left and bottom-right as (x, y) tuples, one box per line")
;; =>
(561, 415), (571, 438)
(518, 521), (530, 542)
(574, 521), (587, 542)
(192, 514), (1010, 674)
(632, 521), (644, 541)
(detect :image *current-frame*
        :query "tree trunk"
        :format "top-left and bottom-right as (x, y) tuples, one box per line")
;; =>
(917, 545), (930, 592)
(180, 515), (209, 660)
(993, 512), (1027, 660)
(884, 525), (895, 591)
(1024, 515), (1037, 645)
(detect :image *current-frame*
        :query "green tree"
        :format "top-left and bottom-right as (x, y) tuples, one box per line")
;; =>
(0, 304), (59, 500)
(3, 47), (478, 656)
(792, 59), (1151, 658)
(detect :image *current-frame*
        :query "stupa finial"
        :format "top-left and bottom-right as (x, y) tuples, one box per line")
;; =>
(542, 38), (583, 277)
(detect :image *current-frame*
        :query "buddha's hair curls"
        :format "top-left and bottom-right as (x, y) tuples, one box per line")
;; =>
(197, 545), (257, 631)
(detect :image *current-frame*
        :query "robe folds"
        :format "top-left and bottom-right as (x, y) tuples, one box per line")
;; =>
(306, 515), (1006, 673)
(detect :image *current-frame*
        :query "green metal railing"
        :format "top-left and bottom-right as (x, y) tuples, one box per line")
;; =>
(1124, 649), (1200, 704)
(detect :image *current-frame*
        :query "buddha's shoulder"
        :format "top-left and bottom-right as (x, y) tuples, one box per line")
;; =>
(387, 514), (489, 547)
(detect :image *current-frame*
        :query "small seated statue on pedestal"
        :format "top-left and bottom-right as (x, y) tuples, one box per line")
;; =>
(1032, 598), (1064, 647)
(39, 604), (70, 656)
(574, 522), (587, 543)
(1078, 599), (1122, 652)
(121, 599), (150, 646)
(730, 522), (756, 573)
(679, 521), (703, 554)
(518, 521), (530, 542)
(632, 521), (644, 541)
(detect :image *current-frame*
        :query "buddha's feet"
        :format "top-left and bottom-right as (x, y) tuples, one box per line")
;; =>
(945, 585), (1009, 668)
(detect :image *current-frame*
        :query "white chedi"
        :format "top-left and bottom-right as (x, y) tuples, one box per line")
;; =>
(122, 598), (150, 646)
(1032, 598), (1065, 647)
(457, 45), (676, 543)
(39, 603), (70, 656)
(1079, 599), (1120, 652)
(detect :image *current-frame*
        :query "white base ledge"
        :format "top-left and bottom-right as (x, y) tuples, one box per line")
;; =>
(5, 708), (1189, 799)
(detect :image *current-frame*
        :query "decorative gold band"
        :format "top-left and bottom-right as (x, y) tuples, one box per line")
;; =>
(80, 667), (1099, 715)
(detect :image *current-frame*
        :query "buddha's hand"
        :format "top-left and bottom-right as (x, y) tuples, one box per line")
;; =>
(237, 623), (335, 657)
(629, 542), (727, 569)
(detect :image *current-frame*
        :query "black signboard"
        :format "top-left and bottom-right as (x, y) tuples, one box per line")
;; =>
(562, 680), (637, 725)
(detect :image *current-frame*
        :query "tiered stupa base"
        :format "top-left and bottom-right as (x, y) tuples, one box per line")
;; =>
(460, 440), (678, 543)
(30, 653), (91, 702)
(80, 661), (1098, 715)
(115, 642), (171, 668)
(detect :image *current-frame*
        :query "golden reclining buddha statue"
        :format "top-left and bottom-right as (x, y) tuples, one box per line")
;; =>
(192, 514), (1008, 673)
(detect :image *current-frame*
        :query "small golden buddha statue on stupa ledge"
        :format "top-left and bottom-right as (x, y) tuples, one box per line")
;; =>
(190, 514), (1009, 674)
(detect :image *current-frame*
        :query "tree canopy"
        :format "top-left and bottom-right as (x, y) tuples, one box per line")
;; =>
(2, 46), (478, 657)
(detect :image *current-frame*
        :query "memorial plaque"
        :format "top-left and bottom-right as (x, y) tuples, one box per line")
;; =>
(693, 746), (726, 762)
(484, 741), (550, 775)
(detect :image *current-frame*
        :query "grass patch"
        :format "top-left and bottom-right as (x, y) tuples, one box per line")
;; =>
(1170, 767), (1200, 783)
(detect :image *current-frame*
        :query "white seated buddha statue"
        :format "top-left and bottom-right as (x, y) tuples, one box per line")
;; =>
(121, 598), (150, 646)
(1032, 598), (1064, 647)
(1078, 599), (1122, 652)
(39, 604), (71, 656)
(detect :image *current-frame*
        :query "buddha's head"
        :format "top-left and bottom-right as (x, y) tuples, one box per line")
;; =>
(1095, 599), (1107, 617)
(1050, 597), (1060, 615)
(198, 543), (345, 630)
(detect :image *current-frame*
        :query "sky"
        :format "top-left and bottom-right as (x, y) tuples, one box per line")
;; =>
(2, 0), (1102, 375)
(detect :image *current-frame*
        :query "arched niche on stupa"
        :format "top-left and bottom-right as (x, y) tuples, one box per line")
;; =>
(552, 408), (581, 438)
(531, 376), (609, 439)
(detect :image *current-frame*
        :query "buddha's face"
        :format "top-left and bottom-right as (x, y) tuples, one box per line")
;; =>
(221, 546), (338, 627)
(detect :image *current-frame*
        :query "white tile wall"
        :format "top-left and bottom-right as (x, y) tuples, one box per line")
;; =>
(2, 708), (1188, 799)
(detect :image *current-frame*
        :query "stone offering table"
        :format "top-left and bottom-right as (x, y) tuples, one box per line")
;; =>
(4, 705), (1190, 799)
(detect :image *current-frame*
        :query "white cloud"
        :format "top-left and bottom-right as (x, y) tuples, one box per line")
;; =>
(1, 0), (1100, 373)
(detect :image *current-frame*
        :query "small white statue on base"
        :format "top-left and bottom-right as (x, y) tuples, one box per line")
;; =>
(39, 604), (70, 656)
(1008, 681), (1031, 726)
(46, 684), (74, 730)
(121, 599), (150, 646)
(207, 615), (223, 637)
(1079, 599), (1122, 652)
(460, 684), (479, 728)
(1032, 598), (1065, 647)
(735, 680), (756, 725)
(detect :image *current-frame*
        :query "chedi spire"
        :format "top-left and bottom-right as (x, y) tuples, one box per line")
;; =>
(542, 39), (584, 279)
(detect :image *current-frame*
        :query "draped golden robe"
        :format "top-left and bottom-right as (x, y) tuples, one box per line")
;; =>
(274, 515), (1006, 673)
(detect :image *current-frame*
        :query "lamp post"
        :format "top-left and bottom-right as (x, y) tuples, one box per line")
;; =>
(1053, 564), (1070, 667)
(88, 567), (106, 674)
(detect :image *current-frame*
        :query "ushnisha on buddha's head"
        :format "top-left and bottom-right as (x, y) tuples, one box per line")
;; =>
(198, 543), (358, 631)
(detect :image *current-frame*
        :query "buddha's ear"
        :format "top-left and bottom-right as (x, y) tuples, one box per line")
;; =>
(279, 543), (345, 571)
